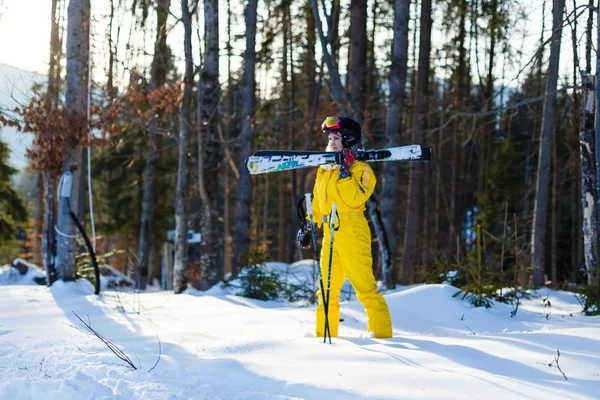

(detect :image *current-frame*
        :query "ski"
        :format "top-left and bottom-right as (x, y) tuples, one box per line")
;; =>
(245, 144), (431, 175)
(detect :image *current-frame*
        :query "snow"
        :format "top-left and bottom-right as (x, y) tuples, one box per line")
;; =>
(1, 262), (599, 399)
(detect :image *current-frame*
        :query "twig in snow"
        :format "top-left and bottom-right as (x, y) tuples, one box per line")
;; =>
(537, 349), (568, 381)
(465, 325), (476, 335)
(148, 333), (162, 373)
(70, 311), (138, 370)
(542, 297), (552, 320)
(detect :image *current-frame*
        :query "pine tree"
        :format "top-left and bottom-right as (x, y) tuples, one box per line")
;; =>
(0, 136), (28, 261)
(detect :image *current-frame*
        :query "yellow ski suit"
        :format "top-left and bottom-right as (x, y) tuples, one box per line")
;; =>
(311, 161), (393, 338)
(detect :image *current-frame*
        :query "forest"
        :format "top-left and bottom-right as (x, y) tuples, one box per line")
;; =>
(1, 0), (599, 313)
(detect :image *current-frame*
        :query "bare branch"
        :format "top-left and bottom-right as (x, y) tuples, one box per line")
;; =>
(217, 122), (240, 179)
(148, 334), (162, 373)
(537, 349), (568, 380)
(71, 311), (137, 370)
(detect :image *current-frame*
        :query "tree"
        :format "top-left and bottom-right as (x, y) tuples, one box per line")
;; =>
(0, 136), (28, 260)
(531, 0), (565, 286)
(350, 0), (367, 122)
(56, 0), (90, 281)
(197, 0), (223, 289)
(400, 0), (431, 284)
(41, 0), (64, 284)
(233, 0), (258, 272)
(382, 0), (410, 288)
(136, 0), (171, 290)
(173, 0), (195, 293)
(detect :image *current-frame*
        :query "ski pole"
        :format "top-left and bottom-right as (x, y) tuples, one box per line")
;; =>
(304, 193), (331, 341)
(324, 203), (337, 344)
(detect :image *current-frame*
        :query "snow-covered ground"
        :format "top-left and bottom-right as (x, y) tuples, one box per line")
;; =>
(1, 261), (599, 400)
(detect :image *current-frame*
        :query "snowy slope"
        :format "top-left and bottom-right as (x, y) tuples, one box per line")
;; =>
(0, 264), (599, 400)
(0, 63), (45, 173)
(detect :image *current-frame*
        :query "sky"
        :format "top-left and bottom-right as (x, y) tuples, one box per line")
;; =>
(1, 259), (599, 399)
(0, 1), (52, 74)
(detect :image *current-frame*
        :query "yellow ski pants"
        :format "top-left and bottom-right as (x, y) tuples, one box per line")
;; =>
(316, 214), (392, 338)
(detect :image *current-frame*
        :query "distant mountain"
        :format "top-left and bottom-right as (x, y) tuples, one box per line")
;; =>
(0, 63), (46, 175)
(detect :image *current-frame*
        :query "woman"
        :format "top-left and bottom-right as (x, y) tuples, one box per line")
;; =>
(298, 116), (393, 339)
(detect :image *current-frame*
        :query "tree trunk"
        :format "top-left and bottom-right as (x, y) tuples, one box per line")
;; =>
(449, 0), (469, 255)
(197, 0), (222, 289)
(329, 0), (341, 64)
(136, 0), (170, 290)
(551, 124), (558, 284)
(42, 0), (62, 284)
(224, 0), (233, 276)
(580, 75), (598, 285)
(278, 5), (289, 263)
(401, 0), (431, 284)
(233, 0), (258, 273)
(586, 0), (593, 74)
(382, 0), (410, 288)
(570, 1), (581, 280)
(299, 4), (319, 196)
(350, 0), (367, 122)
(287, 5), (299, 263)
(56, 0), (90, 282)
(43, 176), (57, 285)
(531, 0), (565, 286)
(173, 0), (194, 293)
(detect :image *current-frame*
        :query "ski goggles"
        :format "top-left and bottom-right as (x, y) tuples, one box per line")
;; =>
(322, 116), (341, 131)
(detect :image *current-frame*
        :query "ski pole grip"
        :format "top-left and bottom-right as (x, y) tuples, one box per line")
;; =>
(304, 193), (313, 215)
(330, 203), (337, 225)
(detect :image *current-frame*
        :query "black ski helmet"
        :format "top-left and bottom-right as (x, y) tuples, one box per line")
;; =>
(321, 116), (362, 148)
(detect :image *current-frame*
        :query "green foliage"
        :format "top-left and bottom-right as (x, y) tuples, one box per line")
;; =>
(424, 255), (469, 287)
(0, 137), (28, 252)
(236, 265), (283, 301)
(450, 224), (532, 312)
(578, 277), (600, 316)
(0, 239), (24, 265)
(225, 248), (313, 303)
(452, 271), (497, 308)
(76, 248), (126, 287)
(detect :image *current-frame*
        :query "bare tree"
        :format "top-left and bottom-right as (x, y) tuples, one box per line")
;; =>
(400, 0), (431, 284)
(381, 0), (410, 288)
(56, 0), (90, 281)
(233, 0), (258, 273)
(350, 0), (367, 121)
(136, 0), (170, 290)
(531, 0), (565, 286)
(41, 0), (64, 285)
(197, 0), (222, 289)
(223, 0), (234, 276)
(580, 75), (598, 285)
(173, 0), (195, 293)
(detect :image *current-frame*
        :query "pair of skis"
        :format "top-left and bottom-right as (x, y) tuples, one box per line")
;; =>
(304, 193), (337, 344)
(245, 144), (431, 175)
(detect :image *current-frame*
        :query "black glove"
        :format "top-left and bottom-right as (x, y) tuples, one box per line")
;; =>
(296, 221), (312, 249)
